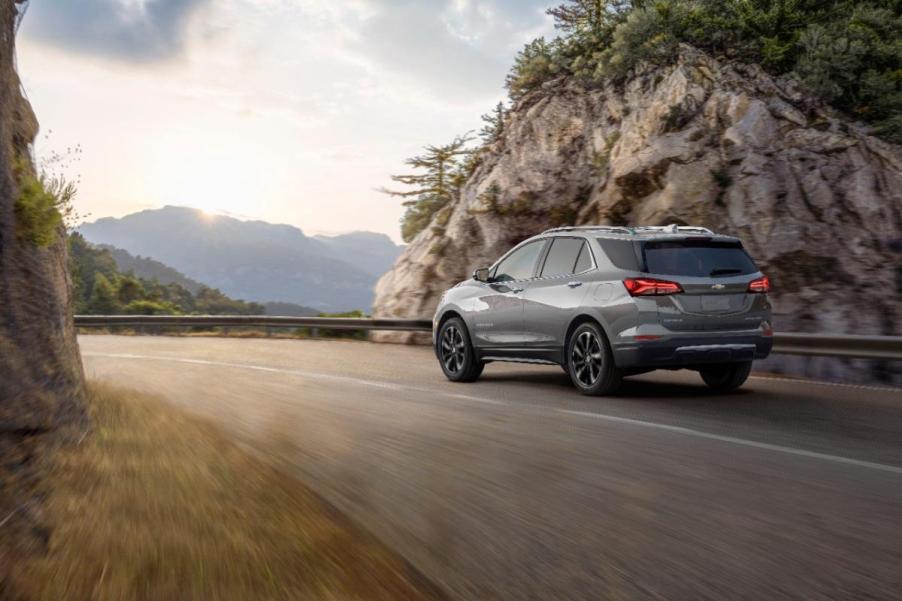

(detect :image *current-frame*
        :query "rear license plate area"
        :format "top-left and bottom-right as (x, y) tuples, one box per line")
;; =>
(701, 296), (731, 312)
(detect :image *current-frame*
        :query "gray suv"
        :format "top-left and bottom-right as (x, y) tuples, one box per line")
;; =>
(433, 225), (773, 395)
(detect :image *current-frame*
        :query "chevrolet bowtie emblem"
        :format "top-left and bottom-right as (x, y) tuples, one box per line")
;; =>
(712, 284), (726, 290)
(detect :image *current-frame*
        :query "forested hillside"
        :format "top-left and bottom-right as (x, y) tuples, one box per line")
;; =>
(69, 233), (263, 315)
(101, 244), (205, 294)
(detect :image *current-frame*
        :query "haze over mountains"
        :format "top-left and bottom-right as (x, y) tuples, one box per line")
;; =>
(79, 206), (403, 312)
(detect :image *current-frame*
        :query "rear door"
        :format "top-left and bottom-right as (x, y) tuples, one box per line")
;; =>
(520, 237), (594, 346)
(471, 240), (547, 347)
(640, 239), (768, 332)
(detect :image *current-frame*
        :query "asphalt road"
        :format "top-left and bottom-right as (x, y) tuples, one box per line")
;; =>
(80, 335), (902, 601)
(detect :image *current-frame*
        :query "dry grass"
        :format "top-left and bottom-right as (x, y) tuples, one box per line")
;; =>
(12, 383), (442, 601)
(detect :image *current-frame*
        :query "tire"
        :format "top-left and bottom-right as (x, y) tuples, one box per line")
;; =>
(699, 361), (752, 392)
(437, 318), (484, 383)
(566, 321), (622, 396)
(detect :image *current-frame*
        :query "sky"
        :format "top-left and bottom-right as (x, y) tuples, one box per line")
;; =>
(17, 0), (556, 242)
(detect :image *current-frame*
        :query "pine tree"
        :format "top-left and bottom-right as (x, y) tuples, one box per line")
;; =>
(479, 102), (507, 145)
(380, 135), (472, 242)
(505, 38), (557, 99)
(547, 0), (635, 36)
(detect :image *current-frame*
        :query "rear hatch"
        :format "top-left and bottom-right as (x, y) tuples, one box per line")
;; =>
(641, 238), (767, 332)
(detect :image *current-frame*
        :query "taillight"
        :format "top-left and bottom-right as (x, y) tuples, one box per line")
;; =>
(623, 278), (683, 296)
(748, 275), (771, 293)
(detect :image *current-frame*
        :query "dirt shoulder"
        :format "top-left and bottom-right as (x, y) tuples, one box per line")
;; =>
(6, 383), (444, 601)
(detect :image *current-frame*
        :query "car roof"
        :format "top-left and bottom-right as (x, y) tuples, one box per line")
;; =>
(531, 224), (741, 243)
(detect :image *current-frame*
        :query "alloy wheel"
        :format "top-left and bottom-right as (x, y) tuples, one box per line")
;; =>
(571, 330), (603, 387)
(441, 325), (466, 374)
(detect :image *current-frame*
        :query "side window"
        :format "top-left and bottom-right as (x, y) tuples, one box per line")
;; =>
(573, 241), (593, 273)
(540, 237), (585, 277)
(493, 241), (545, 282)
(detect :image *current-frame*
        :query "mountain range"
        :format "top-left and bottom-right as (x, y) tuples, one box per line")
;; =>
(79, 206), (403, 312)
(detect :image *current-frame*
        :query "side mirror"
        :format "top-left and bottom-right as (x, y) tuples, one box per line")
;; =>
(473, 267), (491, 283)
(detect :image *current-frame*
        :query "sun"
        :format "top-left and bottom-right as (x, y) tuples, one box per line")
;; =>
(168, 155), (258, 218)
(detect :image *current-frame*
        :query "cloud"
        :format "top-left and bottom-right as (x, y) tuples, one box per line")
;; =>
(332, 0), (554, 101)
(21, 0), (212, 62)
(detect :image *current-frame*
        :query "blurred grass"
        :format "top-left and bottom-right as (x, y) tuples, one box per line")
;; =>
(13, 383), (441, 601)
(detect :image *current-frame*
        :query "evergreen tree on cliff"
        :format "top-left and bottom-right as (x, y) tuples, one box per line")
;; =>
(380, 135), (472, 242)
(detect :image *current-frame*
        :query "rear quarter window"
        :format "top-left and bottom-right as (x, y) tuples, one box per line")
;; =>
(597, 239), (642, 271)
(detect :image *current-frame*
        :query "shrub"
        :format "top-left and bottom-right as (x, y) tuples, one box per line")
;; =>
(14, 162), (62, 247)
(121, 300), (182, 315)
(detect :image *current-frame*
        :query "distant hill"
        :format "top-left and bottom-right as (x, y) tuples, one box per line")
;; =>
(314, 232), (403, 278)
(100, 244), (205, 294)
(68, 233), (262, 316)
(263, 301), (319, 317)
(79, 206), (403, 312)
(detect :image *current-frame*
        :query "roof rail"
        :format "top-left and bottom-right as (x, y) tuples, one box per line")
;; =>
(541, 225), (634, 235)
(633, 224), (715, 235)
(542, 224), (715, 236)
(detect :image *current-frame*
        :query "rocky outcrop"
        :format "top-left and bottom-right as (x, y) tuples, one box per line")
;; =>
(373, 46), (902, 384)
(0, 0), (85, 584)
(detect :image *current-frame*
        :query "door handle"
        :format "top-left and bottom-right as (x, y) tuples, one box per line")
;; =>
(510, 286), (524, 293)
(567, 281), (583, 288)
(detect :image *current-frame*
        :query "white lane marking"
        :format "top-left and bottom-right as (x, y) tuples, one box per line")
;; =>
(82, 352), (510, 407)
(446, 393), (508, 406)
(749, 375), (901, 394)
(559, 409), (902, 475)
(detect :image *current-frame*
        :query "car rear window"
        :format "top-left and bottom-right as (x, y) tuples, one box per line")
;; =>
(642, 240), (757, 277)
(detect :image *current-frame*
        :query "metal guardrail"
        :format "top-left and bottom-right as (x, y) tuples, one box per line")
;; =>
(74, 314), (433, 332)
(74, 315), (902, 361)
(771, 333), (902, 361)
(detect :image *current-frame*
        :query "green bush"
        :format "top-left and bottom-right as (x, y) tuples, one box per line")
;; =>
(121, 300), (182, 315)
(14, 160), (65, 247)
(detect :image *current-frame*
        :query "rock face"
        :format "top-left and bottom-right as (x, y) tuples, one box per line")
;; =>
(0, 0), (85, 579)
(373, 46), (902, 384)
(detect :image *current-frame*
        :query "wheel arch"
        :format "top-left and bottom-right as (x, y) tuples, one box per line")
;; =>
(436, 308), (464, 332)
(564, 313), (614, 361)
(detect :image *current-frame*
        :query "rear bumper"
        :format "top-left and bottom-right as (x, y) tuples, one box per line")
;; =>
(612, 334), (773, 369)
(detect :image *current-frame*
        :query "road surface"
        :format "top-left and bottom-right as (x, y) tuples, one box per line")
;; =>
(80, 335), (902, 601)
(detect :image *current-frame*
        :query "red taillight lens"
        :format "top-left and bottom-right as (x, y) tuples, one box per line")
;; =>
(748, 275), (771, 293)
(623, 278), (683, 296)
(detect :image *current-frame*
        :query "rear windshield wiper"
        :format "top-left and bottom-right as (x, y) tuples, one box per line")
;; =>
(709, 268), (743, 277)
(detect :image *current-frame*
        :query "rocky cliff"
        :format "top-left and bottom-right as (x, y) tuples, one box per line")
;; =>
(0, 0), (85, 583)
(373, 46), (902, 383)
